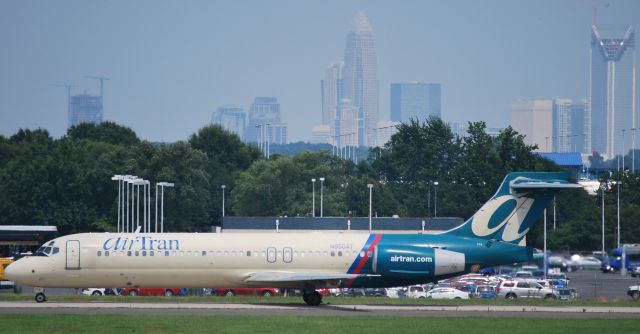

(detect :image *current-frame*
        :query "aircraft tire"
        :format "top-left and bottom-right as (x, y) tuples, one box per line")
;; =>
(303, 291), (322, 306)
(35, 293), (46, 303)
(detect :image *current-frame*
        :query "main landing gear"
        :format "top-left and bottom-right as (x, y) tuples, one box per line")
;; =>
(34, 287), (47, 303)
(302, 290), (322, 306)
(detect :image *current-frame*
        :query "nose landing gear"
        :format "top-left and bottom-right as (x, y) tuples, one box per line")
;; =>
(34, 287), (47, 303)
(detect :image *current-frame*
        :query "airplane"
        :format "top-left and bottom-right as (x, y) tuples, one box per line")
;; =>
(5, 172), (581, 306)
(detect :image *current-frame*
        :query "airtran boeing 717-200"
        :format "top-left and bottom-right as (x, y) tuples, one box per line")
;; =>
(5, 172), (581, 306)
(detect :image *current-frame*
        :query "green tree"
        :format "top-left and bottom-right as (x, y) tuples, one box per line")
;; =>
(66, 121), (139, 146)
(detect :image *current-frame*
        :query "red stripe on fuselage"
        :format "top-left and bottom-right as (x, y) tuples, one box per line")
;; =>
(344, 234), (382, 288)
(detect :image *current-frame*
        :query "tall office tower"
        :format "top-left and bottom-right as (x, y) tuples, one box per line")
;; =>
(343, 11), (378, 147)
(390, 82), (441, 122)
(553, 99), (590, 153)
(321, 61), (344, 126)
(212, 105), (246, 140)
(245, 97), (281, 143)
(334, 99), (360, 148)
(590, 25), (636, 159)
(68, 93), (103, 128)
(267, 123), (288, 145)
(510, 100), (553, 152)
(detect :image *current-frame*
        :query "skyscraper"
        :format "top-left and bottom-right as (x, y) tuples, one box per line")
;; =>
(390, 82), (441, 123)
(245, 97), (287, 144)
(553, 99), (589, 153)
(321, 61), (344, 126)
(510, 99), (553, 152)
(343, 11), (378, 147)
(590, 25), (636, 159)
(68, 93), (102, 128)
(212, 104), (246, 140)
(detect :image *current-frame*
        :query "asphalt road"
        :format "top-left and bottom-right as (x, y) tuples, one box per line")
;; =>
(566, 269), (640, 301)
(0, 301), (639, 318)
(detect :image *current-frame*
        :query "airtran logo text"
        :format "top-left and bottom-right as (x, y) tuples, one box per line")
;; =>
(102, 236), (180, 251)
(389, 255), (433, 263)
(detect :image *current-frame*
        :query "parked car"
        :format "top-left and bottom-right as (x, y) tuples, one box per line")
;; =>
(556, 288), (578, 301)
(496, 280), (558, 299)
(627, 285), (640, 301)
(385, 287), (406, 299)
(513, 271), (534, 279)
(122, 288), (183, 297)
(405, 285), (428, 299)
(548, 256), (573, 272)
(216, 288), (280, 297)
(472, 285), (497, 299)
(570, 255), (602, 270)
(81, 288), (119, 296)
(426, 288), (470, 299)
(363, 288), (386, 297)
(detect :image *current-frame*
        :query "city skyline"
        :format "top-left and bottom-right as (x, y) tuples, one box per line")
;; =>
(1, 1), (639, 143)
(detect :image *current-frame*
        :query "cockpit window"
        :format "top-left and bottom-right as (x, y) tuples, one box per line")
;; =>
(48, 241), (55, 246)
(34, 246), (59, 256)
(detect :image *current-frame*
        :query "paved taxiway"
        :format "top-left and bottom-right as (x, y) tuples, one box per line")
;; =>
(0, 302), (638, 318)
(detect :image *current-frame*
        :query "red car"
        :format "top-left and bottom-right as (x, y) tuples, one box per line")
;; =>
(122, 288), (183, 297)
(216, 288), (280, 297)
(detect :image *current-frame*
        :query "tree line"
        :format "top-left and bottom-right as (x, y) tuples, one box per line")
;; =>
(1, 119), (638, 251)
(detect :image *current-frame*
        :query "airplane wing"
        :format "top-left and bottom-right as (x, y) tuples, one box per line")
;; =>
(244, 271), (378, 287)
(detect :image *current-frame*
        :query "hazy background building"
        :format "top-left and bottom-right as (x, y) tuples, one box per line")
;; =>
(510, 99), (553, 152)
(552, 99), (589, 153)
(342, 11), (378, 147)
(212, 104), (246, 140)
(390, 82), (441, 123)
(374, 120), (401, 147)
(68, 93), (102, 128)
(321, 61), (344, 127)
(245, 97), (283, 143)
(590, 25), (636, 159)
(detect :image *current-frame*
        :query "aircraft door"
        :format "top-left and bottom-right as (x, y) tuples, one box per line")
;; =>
(65, 240), (81, 270)
(267, 247), (276, 263)
(283, 247), (292, 263)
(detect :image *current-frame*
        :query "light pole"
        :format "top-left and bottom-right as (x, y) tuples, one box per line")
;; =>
(319, 177), (325, 218)
(157, 182), (175, 233)
(601, 183), (605, 255)
(616, 179), (621, 248)
(622, 129), (626, 171)
(367, 184), (373, 233)
(632, 127), (636, 172)
(433, 181), (439, 217)
(221, 185), (226, 218)
(311, 178), (316, 217)
(111, 175), (123, 232)
(543, 208), (547, 280)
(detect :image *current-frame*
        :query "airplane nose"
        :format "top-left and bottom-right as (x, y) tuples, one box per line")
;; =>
(4, 261), (26, 283)
(4, 262), (16, 280)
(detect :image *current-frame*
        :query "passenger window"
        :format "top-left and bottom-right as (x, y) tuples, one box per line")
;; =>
(142, 251), (147, 256)
(97, 251), (102, 257)
(203, 251), (207, 256)
(246, 251), (251, 257)
(165, 251), (170, 256)
(105, 251), (109, 257)
(135, 251), (140, 257)
(150, 251), (154, 256)
(127, 251), (132, 257)
(338, 251), (343, 257)
(331, 251), (335, 257)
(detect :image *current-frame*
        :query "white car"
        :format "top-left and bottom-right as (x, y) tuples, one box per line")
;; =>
(405, 285), (428, 298)
(426, 287), (470, 299)
(627, 285), (640, 301)
(81, 288), (118, 296)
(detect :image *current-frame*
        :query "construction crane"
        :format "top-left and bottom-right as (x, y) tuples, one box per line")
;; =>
(49, 83), (79, 126)
(84, 75), (110, 113)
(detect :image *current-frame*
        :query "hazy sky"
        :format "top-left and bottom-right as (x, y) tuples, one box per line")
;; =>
(1, 0), (639, 142)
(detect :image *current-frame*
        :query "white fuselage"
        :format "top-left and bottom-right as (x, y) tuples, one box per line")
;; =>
(8, 232), (372, 289)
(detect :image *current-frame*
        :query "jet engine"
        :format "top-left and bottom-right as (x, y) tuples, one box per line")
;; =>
(372, 245), (465, 277)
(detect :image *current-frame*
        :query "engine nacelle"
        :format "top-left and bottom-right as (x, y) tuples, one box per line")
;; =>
(372, 245), (465, 277)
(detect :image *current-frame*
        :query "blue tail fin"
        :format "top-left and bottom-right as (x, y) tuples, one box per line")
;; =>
(446, 172), (581, 245)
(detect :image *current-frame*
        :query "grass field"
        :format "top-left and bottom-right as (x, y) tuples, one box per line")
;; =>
(1, 294), (638, 307)
(0, 314), (638, 334)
